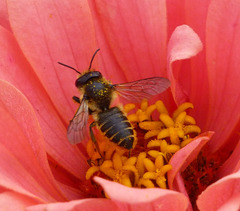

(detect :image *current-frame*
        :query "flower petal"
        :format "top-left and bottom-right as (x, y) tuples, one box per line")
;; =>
(0, 191), (40, 211)
(167, 0), (212, 129)
(168, 132), (213, 189)
(167, 25), (203, 105)
(197, 171), (240, 211)
(26, 198), (118, 211)
(7, 0), (96, 122)
(204, 0), (240, 152)
(0, 80), (66, 201)
(0, 26), (88, 180)
(94, 177), (188, 210)
(88, 0), (168, 82)
(0, 0), (11, 31)
(217, 138), (240, 179)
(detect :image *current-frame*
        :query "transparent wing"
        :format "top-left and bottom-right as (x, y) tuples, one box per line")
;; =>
(113, 77), (170, 103)
(67, 98), (89, 144)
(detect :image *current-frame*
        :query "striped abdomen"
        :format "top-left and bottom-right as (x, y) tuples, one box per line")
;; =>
(97, 107), (134, 149)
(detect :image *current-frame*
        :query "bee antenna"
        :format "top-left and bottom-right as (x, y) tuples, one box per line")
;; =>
(88, 49), (100, 70)
(58, 62), (81, 74)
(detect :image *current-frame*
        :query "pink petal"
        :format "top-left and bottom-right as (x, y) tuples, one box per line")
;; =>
(26, 198), (118, 211)
(197, 171), (240, 211)
(0, 26), (88, 180)
(0, 191), (40, 211)
(0, 80), (66, 201)
(167, 0), (212, 128)
(88, 0), (168, 82)
(217, 138), (240, 179)
(7, 0), (96, 123)
(168, 132), (213, 189)
(94, 177), (188, 211)
(0, 142), (53, 202)
(204, 0), (240, 152)
(167, 25), (203, 104)
(0, 0), (11, 31)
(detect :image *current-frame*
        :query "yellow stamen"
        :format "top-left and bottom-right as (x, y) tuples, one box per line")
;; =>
(155, 100), (169, 114)
(145, 129), (161, 139)
(155, 155), (164, 169)
(86, 166), (100, 179)
(159, 113), (175, 127)
(185, 115), (196, 125)
(147, 140), (162, 148)
(175, 111), (187, 125)
(113, 152), (123, 170)
(143, 158), (156, 172)
(139, 121), (163, 130)
(157, 129), (170, 139)
(156, 177), (167, 189)
(124, 103), (136, 113)
(140, 99), (148, 111)
(138, 178), (155, 188)
(143, 172), (156, 180)
(127, 113), (139, 122)
(124, 156), (137, 166)
(145, 104), (157, 118)
(173, 102), (194, 119)
(183, 125), (201, 134)
(136, 152), (146, 177)
(181, 138), (193, 148)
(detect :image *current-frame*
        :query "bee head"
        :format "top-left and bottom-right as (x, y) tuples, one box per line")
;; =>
(75, 71), (102, 88)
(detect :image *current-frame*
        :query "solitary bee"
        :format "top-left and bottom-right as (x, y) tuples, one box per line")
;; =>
(58, 49), (170, 158)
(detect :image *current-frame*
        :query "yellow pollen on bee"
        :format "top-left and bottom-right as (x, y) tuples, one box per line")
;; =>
(85, 99), (202, 192)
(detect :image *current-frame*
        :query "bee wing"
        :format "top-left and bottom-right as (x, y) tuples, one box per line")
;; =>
(113, 77), (170, 103)
(67, 98), (89, 144)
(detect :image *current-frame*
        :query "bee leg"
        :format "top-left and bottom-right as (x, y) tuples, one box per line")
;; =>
(89, 122), (104, 160)
(72, 96), (80, 104)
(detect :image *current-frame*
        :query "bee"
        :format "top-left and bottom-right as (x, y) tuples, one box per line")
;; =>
(58, 49), (170, 158)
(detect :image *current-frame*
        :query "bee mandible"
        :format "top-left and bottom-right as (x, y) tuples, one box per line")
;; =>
(58, 49), (170, 158)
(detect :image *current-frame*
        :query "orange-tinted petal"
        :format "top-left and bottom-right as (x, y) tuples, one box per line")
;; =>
(88, 0), (167, 82)
(197, 171), (240, 211)
(0, 191), (40, 211)
(7, 0), (96, 123)
(0, 0), (11, 31)
(217, 138), (240, 179)
(204, 0), (240, 152)
(0, 27), (88, 180)
(0, 80), (66, 201)
(167, 25), (203, 104)
(26, 198), (118, 211)
(94, 177), (188, 210)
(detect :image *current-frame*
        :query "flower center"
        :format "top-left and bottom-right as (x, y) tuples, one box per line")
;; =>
(85, 99), (202, 196)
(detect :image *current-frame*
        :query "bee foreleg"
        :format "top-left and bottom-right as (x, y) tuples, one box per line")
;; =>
(89, 122), (104, 160)
(72, 96), (80, 104)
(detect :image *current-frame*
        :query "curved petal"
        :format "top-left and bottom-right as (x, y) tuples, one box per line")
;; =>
(88, 0), (168, 82)
(0, 26), (88, 180)
(26, 198), (118, 211)
(167, 25), (203, 105)
(197, 171), (240, 211)
(7, 0), (96, 122)
(204, 0), (240, 152)
(0, 80), (66, 201)
(217, 138), (240, 179)
(168, 132), (213, 189)
(0, 191), (40, 211)
(94, 177), (188, 211)
(167, 0), (212, 128)
(0, 0), (11, 31)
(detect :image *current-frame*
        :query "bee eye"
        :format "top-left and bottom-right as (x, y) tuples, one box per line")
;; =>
(75, 71), (102, 87)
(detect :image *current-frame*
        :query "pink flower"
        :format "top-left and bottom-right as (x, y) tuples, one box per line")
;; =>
(0, 0), (239, 210)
